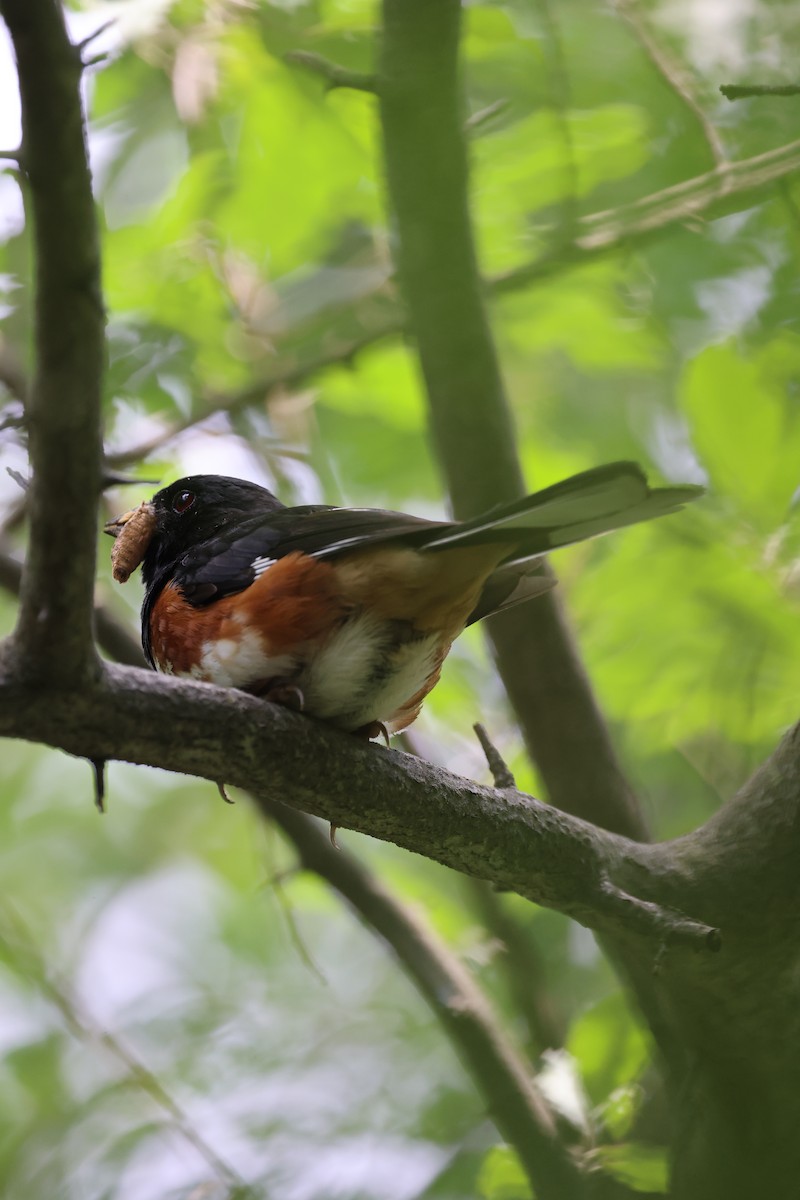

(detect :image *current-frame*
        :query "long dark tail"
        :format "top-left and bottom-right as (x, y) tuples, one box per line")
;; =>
(425, 461), (703, 562)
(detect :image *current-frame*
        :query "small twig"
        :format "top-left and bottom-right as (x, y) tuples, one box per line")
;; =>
(598, 877), (722, 954)
(0, 902), (253, 1197)
(75, 17), (116, 55)
(268, 867), (328, 984)
(89, 757), (106, 812)
(102, 470), (161, 488)
(465, 98), (510, 134)
(105, 327), (392, 469)
(536, 0), (579, 231)
(474, 723), (517, 789)
(0, 408), (25, 433)
(721, 83), (800, 101)
(217, 782), (235, 804)
(5, 466), (28, 491)
(615, 0), (726, 168)
(284, 50), (378, 94)
(82, 52), (110, 70)
(0, 147), (23, 164)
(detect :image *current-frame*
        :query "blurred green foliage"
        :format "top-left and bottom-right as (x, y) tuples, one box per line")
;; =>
(2, 0), (800, 1195)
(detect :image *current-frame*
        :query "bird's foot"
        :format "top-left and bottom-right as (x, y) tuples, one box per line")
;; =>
(353, 720), (390, 746)
(260, 682), (305, 712)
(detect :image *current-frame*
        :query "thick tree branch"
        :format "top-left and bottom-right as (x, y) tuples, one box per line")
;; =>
(378, 0), (647, 840)
(265, 803), (583, 1199)
(0, 660), (719, 955)
(1, 0), (104, 685)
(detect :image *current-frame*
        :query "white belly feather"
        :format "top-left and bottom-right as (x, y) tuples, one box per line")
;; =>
(173, 608), (440, 732)
(300, 611), (440, 730)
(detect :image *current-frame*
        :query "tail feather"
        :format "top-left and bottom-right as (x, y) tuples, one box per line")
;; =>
(467, 567), (556, 625)
(425, 462), (702, 562)
(543, 485), (702, 552)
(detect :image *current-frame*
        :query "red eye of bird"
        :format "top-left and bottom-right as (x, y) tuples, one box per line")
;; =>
(172, 490), (195, 514)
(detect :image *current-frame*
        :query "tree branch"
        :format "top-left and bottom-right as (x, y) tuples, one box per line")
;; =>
(1, 0), (104, 685)
(0, 661), (719, 956)
(614, 0), (726, 168)
(265, 802), (583, 1199)
(105, 323), (400, 470)
(721, 84), (800, 101)
(284, 50), (377, 94)
(494, 136), (800, 293)
(467, 878), (567, 1056)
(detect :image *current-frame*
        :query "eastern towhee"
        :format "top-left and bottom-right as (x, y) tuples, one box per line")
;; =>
(106, 464), (700, 736)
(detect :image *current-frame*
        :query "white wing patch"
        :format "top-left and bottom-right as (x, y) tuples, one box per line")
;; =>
(251, 555), (276, 577)
(199, 629), (295, 689)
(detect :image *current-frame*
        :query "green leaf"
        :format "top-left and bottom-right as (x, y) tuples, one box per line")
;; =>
(595, 1084), (644, 1139)
(593, 1143), (669, 1193)
(566, 993), (650, 1103)
(478, 1145), (534, 1200)
(681, 336), (800, 530)
(473, 106), (649, 270)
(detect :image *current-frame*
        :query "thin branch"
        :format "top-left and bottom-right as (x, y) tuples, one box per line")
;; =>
(105, 324), (400, 469)
(474, 722), (517, 790)
(465, 878), (567, 1055)
(75, 17), (116, 56)
(266, 801), (582, 1195)
(266, 866), (327, 984)
(493, 136), (800, 294)
(400, 727), (567, 1055)
(0, 540), (719, 959)
(536, 0), (579, 231)
(721, 83), (800, 101)
(1, 0), (104, 684)
(284, 50), (377, 93)
(615, 0), (727, 168)
(465, 98), (510, 134)
(0, 902), (252, 1198)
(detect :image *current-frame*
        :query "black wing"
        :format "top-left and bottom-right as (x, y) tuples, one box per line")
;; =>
(172, 505), (450, 605)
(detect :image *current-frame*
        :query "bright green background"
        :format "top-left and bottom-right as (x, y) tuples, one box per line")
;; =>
(2, 0), (800, 1195)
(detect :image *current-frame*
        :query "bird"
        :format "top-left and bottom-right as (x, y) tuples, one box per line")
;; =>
(105, 464), (701, 737)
